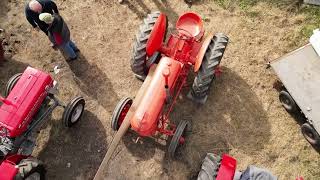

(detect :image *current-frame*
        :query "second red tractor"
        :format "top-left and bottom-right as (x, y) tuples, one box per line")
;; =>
(94, 11), (229, 178)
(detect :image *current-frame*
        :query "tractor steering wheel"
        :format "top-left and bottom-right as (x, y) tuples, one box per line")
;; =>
(172, 28), (194, 40)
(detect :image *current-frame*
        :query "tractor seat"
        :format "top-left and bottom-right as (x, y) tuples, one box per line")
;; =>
(176, 12), (204, 39)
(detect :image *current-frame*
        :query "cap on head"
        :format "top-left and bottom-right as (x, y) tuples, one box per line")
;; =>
(29, 0), (42, 13)
(39, 13), (54, 24)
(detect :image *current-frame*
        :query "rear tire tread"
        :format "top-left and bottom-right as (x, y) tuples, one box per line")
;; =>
(131, 11), (161, 77)
(190, 33), (229, 103)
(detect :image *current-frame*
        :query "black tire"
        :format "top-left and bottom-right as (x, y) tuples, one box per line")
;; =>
(190, 33), (229, 104)
(15, 158), (46, 180)
(5, 73), (22, 97)
(111, 97), (133, 131)
(168, 120), (190, 158)
(301, 123), (320, 148)
(197, 153), (220, 180)
(279, 90), (298, 113)
(131, 11), (166, 79)
(63, 96), (85, 127)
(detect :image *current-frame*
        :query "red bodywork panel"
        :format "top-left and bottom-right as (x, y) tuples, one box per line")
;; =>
(216, 154), (237, 180)
(0, 161), (18, 180)
(0, 155), (26, 180)
(194, 34), (214, 72)
(146, 13), (167, 57)
(0, 67), (53, 137)
(130, 57), (182, 136)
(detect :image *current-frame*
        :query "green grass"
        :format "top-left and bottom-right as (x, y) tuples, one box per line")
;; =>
(213, 0), (320, 38)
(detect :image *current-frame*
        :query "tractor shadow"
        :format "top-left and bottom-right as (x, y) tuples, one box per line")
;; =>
(0, 57), (28, 95)
(152, 0), (179, 22)
(161, 67), (271, 178)
(37, 110), (108, 180)
(122, 131), (167, 160)
(122, 0), (179, 22)
(67, 53), (119, 110)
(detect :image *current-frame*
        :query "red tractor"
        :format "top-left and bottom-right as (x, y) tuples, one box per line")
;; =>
(0, 67), (85, 180)
(94, 11), (228, 179)
(197, 153), (304, 180)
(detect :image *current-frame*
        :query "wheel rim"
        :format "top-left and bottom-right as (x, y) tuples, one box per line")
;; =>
(26, 172), (41, 180)
(305, 128), (316, 141)
(117, 103), (131, 129)
(71, 104), (84, 123)
(280, 95), (292, 110)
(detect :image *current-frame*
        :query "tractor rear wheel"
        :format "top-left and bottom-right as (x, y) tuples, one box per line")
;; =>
(5, 73), (22, 97)
(111, 97), (133, 131)
(190, 33), (229, 104)
(197, 153), (220, 180)
(131, 11), (165, 80)
(168, 120), (190, 158)
(63, 96), (85, 127)
(15, 157), (46, 180)
(301, 123), (320, 148)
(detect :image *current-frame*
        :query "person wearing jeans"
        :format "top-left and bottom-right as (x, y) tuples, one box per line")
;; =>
(39, 12), (79, 61)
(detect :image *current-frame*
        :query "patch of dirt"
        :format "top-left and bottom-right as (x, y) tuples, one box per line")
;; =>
(1, 0), (320, 179)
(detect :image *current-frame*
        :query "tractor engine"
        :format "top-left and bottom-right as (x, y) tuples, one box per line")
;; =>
(130, 57), (183, 136)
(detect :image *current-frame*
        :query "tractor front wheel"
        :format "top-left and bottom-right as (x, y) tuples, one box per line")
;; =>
(301, 123), (320, 148)
(131, 11), (165, 80)
(5, 73), (22, 97)
(190, 33), (229, 104)
(168, 120), (190, 158)
(15, 158), (46, 180)
(63, 96), (85, 127)
(111, 97), (133, 131)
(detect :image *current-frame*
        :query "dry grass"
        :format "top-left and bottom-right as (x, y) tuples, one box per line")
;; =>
(1, 0), (320, 179)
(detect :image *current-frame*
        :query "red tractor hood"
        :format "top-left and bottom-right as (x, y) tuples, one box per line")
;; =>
(0, 67), (53, 137)
(130, 57), (182, 136)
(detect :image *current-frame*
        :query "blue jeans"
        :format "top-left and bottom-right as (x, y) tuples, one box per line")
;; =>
(59, 40), (78, 59)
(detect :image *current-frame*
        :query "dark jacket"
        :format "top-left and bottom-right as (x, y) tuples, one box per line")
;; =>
(25, 0), (59, 33)
(48, 14), (70, 46)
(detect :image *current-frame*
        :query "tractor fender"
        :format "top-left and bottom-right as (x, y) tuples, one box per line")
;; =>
(146, 13), (167, 57)
(194, 33), (214, 72)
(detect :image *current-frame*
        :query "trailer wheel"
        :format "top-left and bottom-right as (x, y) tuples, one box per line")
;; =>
(5, 73), (22, 97)
(168, 120), (190, 158)
(15, 157), (46, 180)
(111, 97), (133, 131)
(279, 90), (298, 113)
(197, 153), (220, 180)
(131, 11), (167, 80)
(190, 33), (229, 104)
(301, 123), (320, 148)
(63, 96), (85, 127)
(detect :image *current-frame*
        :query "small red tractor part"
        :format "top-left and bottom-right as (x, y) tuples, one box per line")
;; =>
(0, 67), (86, 180)
(94, 12), (228, 179)
(197, 153), (303, 180)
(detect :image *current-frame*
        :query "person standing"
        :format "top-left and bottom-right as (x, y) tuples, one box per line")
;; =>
(25, 0), (59, 34)
(39, 13), (79, 61)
